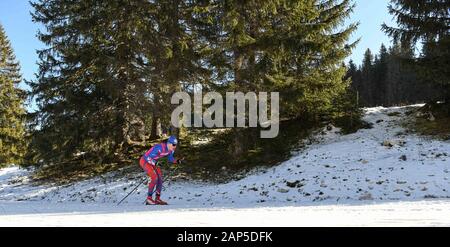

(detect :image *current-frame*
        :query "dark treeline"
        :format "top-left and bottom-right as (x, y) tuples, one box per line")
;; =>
(382, 0), (450, 101)
(346, 43), (444, 107)
(347, 0), (449, 108)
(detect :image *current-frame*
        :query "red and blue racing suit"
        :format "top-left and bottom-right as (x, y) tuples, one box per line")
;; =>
(140, 142), (176, 198)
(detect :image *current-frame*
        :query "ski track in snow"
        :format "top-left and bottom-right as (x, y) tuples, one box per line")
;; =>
(1, 104), (449, 226)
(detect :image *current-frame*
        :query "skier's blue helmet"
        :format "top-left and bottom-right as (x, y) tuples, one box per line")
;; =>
(167, 136), (178, 145)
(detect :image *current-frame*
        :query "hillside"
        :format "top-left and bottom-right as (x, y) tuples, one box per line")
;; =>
(1, 104), (449, 226)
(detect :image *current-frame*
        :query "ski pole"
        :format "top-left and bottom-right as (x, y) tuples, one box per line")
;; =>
(117, 177), (147, 206)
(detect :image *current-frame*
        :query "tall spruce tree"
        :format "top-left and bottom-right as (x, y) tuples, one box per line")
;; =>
(204, 0), (358, 118)
(144, 0), (211, 139)
(345, 59), (358, 81)
(0, 24), (26, 167)
(205, 0), (290, 155)
(373, 44), (389, 106)
(28, 0), (212, 165)
(360, 48), (374, 106)
(28, 0), (157, 164)
(262, 0), (358, 119)
(201, 0), (357, 155)
(382, 0), (450, 104)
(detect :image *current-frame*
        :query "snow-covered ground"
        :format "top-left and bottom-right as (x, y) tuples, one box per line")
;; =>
(1, 105), (449, 226)
(1, 200), (449, 226)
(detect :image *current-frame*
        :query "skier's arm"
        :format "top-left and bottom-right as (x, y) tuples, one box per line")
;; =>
(170, 153), (185, 165)
(168, 151), (176, 164)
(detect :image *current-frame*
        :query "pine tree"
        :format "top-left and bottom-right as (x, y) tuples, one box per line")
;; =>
(345, 59), (358, 89)
(199, 0), (287, 156)
(0, 24), (26, 167)
(382, 0), (450, 103)
(345, 59), (357, 80)
(206, 0), (358, 117)
(387, 41), (416, 105)
(28, 0), (157, 164)
(360, 48), (374, 106)
(373, 44), (389, 105)
(201, 0), (357, 155)
(28, 0), (212, 165)
(346, 59), (362, 104)
(144, 0), (211, 138)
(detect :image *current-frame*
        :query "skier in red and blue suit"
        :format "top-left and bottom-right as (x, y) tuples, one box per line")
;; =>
(140, 136), (183, 205)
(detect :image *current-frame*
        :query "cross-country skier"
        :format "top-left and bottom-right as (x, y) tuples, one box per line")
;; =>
(139, 135), (183, 205)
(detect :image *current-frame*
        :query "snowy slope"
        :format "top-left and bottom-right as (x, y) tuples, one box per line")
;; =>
(1, 104), (449, 226)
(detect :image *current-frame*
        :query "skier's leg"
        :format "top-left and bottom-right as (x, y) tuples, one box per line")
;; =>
(155, 167), (167, 205)
(140, 158), (158, 205)
(140, 157), (153, 175)
(139, 157), (146, 170)
(143, 165), (158, 205)
(146, 164), (158, 197)
(155, 166), (163, 195)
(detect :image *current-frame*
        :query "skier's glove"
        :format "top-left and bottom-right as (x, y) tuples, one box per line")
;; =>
(176, 157), (185, 164)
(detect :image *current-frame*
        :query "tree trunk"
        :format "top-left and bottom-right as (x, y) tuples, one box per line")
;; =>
(232, 48), (245, 157)
(150, 109), (161, 140)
